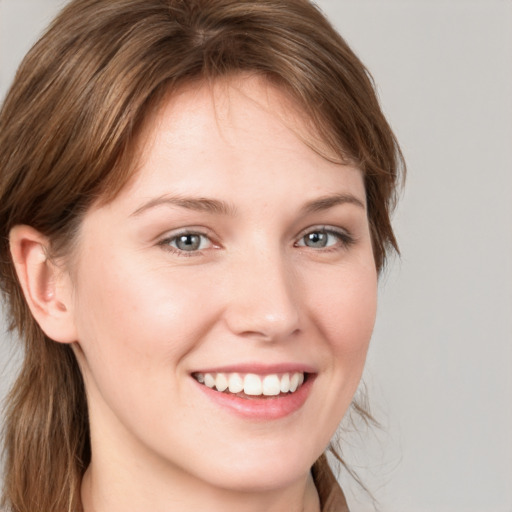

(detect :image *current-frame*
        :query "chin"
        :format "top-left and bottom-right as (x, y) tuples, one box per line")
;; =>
(203, 461), (311, 494)
(179, 439), (321, 494)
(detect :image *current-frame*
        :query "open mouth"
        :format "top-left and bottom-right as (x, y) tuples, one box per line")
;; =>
(192, 371), (308, 398)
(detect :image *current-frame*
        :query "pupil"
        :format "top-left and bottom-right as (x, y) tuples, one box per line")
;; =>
(306, 232), (327, 248)
(177, 234), (200, 251)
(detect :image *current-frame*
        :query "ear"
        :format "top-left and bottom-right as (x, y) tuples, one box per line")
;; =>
(9, 225), (78, 343)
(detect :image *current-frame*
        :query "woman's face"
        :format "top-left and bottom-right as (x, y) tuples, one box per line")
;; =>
(69, 76), (377, 494)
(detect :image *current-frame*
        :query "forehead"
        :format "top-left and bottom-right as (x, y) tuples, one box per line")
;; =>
(108, 74), (364, 211)
(140, 75), (344, 166)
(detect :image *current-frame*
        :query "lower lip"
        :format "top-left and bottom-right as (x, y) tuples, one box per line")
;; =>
(193, 375), (315, 420)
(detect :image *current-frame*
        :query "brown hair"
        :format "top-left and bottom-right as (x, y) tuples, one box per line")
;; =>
(0, 0), (404, 510)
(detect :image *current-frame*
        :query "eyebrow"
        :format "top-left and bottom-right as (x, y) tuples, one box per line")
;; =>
(131, 195), (237, 217)
(131, 192), (365, 218)
(302, 193), (366, 213)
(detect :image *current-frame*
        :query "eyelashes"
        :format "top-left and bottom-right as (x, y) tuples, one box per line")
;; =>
(158, 230), (215, 256)
(163, 232), (213, 252)
(158, 225), (355, 257)
(294, 227), (354, 251)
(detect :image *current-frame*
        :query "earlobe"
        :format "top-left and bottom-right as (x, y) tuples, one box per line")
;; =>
(9, 225), (78, 344)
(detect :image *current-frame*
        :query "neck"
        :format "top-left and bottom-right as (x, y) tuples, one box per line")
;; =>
(81, 461), (321, 512)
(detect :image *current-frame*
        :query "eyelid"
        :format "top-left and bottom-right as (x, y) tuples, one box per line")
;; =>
(157, 227), (219, 256)
(294, 225), (355, 249)
(156, 224), (354, 256)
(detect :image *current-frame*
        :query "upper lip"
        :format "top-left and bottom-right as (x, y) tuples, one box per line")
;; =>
(190, 363), (317, 375)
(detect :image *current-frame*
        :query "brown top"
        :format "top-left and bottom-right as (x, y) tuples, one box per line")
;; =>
(311, 454), (350, 512)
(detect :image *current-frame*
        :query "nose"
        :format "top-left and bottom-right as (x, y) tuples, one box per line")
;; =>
(223, 248), (301, 342)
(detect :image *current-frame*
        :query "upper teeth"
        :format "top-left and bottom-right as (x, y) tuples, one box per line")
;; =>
(194, 372), (305, 396)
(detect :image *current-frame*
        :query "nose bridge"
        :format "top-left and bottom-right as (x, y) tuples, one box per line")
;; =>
(224, 241), (300, 341)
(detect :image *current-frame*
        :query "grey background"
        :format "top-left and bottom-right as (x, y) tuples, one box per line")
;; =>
(1, 1), (511, 511)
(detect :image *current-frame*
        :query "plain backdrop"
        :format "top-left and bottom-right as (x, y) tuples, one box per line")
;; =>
(1, 1), (511, 511)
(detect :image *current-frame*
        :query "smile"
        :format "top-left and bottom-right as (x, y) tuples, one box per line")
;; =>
(192, 372), (306, 397)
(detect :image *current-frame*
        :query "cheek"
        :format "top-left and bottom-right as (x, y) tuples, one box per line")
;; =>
(307, 261), (378, 361)
(72, 253), (219, 376)
(71, 259), (219, 429)
(296, 261), (377, 451)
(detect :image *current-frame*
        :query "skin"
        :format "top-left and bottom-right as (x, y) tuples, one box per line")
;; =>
(11, 75), (377, 512)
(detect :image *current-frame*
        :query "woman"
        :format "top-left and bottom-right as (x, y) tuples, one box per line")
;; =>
(0, 0), (403, 511)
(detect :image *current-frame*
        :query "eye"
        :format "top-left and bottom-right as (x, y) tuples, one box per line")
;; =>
(295, 227), (353, 250)
(160, 231), (213, 253)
